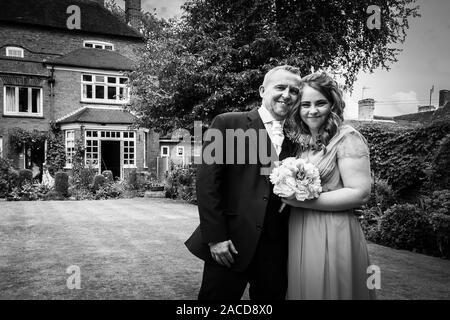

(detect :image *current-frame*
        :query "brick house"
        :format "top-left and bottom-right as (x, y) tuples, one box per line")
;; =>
(0, 0), (161, 180)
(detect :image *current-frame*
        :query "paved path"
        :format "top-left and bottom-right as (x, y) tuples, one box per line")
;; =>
(0, 198), (449, 299)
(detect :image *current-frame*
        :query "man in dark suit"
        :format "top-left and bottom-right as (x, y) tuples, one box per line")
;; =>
(185, 65), (302, 300)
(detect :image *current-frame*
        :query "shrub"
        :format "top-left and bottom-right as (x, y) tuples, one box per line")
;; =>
(127, 169), (139, 190)
(429, 135), (450, 190)
(44, 190), (65, 201)
(0, 157), (12, 197)
(45, 130), (66, 176)
(360, 207), (382, 243)
(18, 169), (33, 186)
(70, 188), (94, 201)
(92, 174), (106, 191)
(357, 120), (450, 199)
(366, 175), (397, 212)
(8, 169), (20, 190)
(164, 167), (197, 204)
(8, 182), (43, 201)
(421, 190), (450, 258)
(74, 167), (97, 190)
(94, 182), (124, 200)
(379, 204), (437, 255)
(55, 171), (69, 196)
(102, 170), (114, 182)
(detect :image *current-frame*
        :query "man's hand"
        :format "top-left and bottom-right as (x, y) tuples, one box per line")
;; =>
(209, 240), (238, 268)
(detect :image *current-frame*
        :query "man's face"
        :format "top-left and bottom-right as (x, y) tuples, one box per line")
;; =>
(259, 70), (302, 121)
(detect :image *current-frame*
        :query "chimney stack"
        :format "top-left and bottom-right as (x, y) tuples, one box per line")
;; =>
(358, 99), (375, 121)
(439, 90), (450, 108)
(125, 0), (141, 30)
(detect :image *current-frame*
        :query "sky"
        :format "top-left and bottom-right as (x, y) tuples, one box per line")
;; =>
(127, 0), (450, 119)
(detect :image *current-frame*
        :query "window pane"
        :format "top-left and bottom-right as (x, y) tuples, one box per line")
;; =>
(95, 75), (105, 82)
(32, 89), (40, 113)
(18, 87), (28, 112)
(94, 44), (102, 49)
(107, 86), (116, 100)
(5, 87), (16, 113)
(119, 78), (127, 84)
(85, 43), (93, 48)
(95, 86), (104, 99)
(129, 133), (134, 139)
(82, 75), (92, 82)
(93, 131), (98, 137)
(105, 45), (113, 50)
(84, 85), (93, 99)
(107, 77), (116, 83)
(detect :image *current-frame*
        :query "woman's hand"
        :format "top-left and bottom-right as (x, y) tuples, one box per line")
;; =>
(281, 197), (312, 208)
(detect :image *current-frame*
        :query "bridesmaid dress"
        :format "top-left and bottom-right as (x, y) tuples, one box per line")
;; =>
(287, 125), (376, 300)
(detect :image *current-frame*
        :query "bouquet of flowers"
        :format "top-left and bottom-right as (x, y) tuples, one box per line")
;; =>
(269, 157), (322, 212)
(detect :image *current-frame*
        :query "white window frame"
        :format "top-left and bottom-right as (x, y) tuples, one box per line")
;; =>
(177, 146), (184, 157)
(6, 46), (24, 58)
(143, 132), (148, 168)
(123, 131), (136, 168)
(85, 130), (100, 169)
(65, 130), (75, 168)
(3, 86), (43, 117)
(81, 74), (129, 104)
(161, 146), (169, 157)
(0, 137), (3, 158)
(83, 40), (114, 50)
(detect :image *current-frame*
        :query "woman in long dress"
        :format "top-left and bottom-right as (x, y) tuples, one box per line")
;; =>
(282, 72), (376, 300)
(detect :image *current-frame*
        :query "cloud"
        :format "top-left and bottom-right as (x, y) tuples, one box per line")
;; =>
(374, 91), (420, 116)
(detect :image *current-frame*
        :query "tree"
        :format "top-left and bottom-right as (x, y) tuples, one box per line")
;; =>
(127, 0), (420, 133)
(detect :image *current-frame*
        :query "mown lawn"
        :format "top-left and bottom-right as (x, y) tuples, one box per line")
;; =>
(0, 198), (449, 300)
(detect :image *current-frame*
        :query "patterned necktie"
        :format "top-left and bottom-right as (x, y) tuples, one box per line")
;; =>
(271, 120), (284, 155)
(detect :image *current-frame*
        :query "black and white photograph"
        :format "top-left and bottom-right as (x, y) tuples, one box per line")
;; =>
(0, 0), (449, 307)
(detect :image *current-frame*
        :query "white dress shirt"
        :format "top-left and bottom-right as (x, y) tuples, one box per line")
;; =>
(258, 106), (285, 156)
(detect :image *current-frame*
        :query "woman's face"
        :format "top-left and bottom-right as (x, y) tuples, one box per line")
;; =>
(299, 85), (331, 133)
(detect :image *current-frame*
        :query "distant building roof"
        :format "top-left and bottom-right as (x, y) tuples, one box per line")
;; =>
(48, 48), (135, 71)
(393, 102), (450, 124)
(0, 0), (142, 39)
(373, 115), (394, 121)
(57, 107), (136, 124)
(393, 110), (436, 123)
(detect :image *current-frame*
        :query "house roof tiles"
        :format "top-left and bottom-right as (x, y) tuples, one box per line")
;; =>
(57, 107), (136, 124)
(0, 0), (142, 39)
(49, 48), (135, 71)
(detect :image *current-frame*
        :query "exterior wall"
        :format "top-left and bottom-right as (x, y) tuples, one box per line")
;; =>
(0, 24), (143, 62)
(146, 130), (160, 177)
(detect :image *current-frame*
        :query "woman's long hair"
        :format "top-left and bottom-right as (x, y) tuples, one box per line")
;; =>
(286, 72), (345, 154)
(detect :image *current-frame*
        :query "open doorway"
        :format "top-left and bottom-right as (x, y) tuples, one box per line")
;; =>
(100, 141), (121, 180)
(25, 141), (45, 181)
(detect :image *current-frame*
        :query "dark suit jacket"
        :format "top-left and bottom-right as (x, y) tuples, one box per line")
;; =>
(185, 109), (294, 272)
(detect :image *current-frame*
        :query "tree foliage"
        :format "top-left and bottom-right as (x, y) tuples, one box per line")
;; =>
(127, 0), (420, 133)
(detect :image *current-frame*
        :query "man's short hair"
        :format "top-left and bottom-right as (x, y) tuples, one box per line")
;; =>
(262, 65), (302, 87)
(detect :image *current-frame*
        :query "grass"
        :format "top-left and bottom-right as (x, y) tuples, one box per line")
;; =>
(0, 198), (449, 300)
